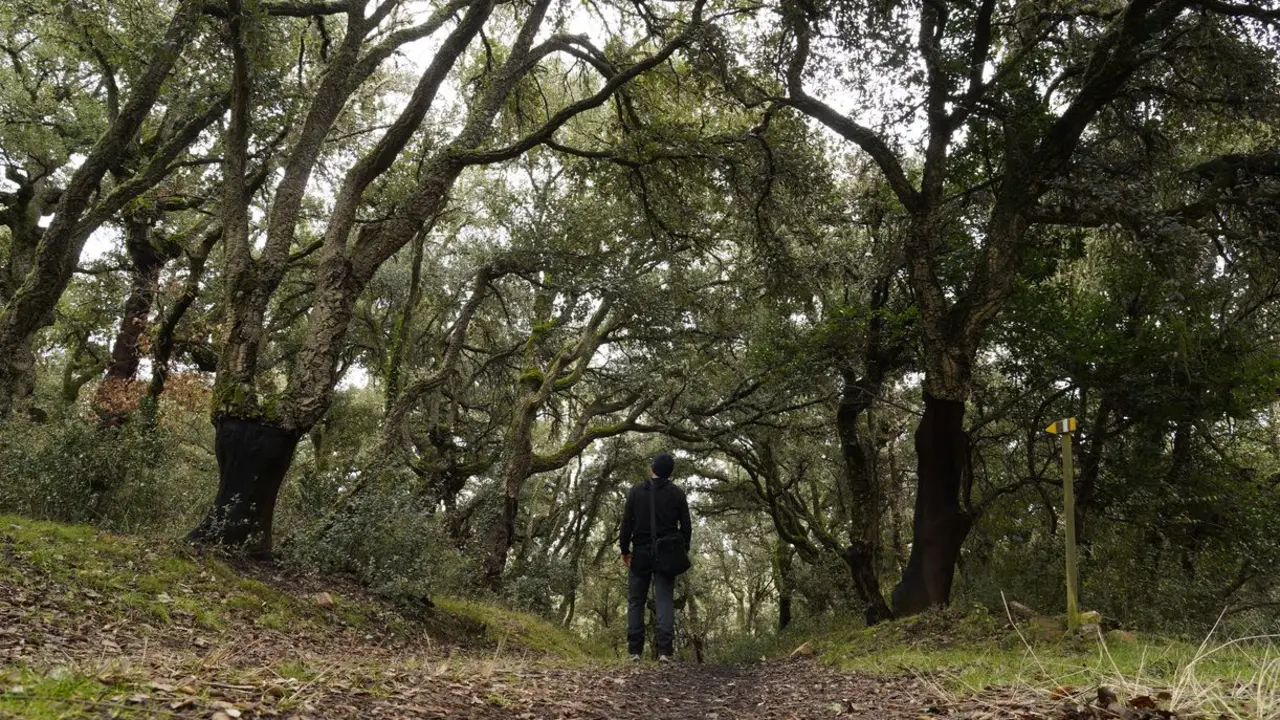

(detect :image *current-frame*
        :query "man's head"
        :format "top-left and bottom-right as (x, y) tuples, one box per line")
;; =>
(651, 452), (675, 479)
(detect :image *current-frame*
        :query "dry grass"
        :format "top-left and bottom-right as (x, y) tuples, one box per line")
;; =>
(990, 596), (1280, 718)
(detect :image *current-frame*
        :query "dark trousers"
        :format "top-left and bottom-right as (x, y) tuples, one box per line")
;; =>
(627, 566), (675, 656)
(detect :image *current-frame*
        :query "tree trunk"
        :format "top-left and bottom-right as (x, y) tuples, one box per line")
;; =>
(775, 542), (793, 631)
(384, 228), (426, 412)
(61, 332), (101, 405)
(481, 398), (535, 584)
(0, 335), (39, 416)
(686, 586), (705, 664)
(1074, 394), (1113, 547)
(890, 393), (973, 616)
(888, 441), (908, 567)
(0, 171), (50, 417)
(188, 418), (301, 557)
(836, 370), (895, 625)
(95, 221), (170, 425)
(146, 225), (219, 407)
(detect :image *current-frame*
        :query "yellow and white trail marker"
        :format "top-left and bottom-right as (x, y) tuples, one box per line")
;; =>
(1045, 417), (1078, 434)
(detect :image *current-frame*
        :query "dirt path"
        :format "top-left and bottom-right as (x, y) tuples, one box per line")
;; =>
(0, 524), (1060, 719)
(2, 602), (1028, 720)
(266, 660), (952, 719)
(71, 657), (1023, 720)
(2, 576), (1053, 720)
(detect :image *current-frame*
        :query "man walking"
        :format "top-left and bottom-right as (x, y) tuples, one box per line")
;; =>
(619, 451), (692, 662)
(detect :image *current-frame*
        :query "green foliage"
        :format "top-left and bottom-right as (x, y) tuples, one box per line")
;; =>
(0, 668), (127, 720)
(713, 605), (1270, 700)
(280, 473), (471, 602)
(0, 414), (212, 533)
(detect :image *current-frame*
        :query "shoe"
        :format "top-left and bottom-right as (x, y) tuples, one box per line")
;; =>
(657, 654), (673, 663)
(629, 654), (642, 662)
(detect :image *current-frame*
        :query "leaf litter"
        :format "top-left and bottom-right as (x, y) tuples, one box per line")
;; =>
(0, 528), (1252, 719)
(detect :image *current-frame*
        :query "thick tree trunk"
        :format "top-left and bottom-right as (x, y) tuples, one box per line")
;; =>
(188, 418), (301, 557)
(0, 336), (39, 416)
(890, 393), (973, 616)
(845, 541), (892, 624)
(481, 492), (522, 584)
(0, 171), (50, 417)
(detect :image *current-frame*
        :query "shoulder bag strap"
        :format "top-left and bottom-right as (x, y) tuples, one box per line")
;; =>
(648, 479), (658, 559)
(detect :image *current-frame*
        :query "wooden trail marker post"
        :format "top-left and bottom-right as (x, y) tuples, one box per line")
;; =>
(1046, 417), (1079, 631)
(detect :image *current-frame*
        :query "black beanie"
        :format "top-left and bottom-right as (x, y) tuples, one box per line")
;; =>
(651, 452), (675, 478)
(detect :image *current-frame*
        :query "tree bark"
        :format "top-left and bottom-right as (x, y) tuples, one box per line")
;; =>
(837, 371), (895, 625)
(481, 389), (537, 585)
(384, 228), (427, 412)
(0, 169), (53, 414)
(95, 220), (174, 425)
(775, 542), (793, 631)
(890, 393), (973, 617)
(187, 418), (301, 556)
(834, 271), (900, 624)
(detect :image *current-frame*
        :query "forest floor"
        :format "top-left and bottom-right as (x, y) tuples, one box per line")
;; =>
(1, 516), (1269, 720)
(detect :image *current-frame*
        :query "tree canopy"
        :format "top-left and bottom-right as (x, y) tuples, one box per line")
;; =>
(2, 0), (1280, 647)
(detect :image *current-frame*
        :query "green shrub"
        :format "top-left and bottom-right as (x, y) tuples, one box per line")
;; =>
(280, 470), (471, 602)
(0, 414), (214, 534)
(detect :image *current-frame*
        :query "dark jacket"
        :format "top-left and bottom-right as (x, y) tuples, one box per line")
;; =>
(619, 476), (691, 557)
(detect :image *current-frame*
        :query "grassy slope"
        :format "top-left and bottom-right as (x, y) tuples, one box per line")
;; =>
(734, 606), (1278, 717)
(0, 515), (599, 718)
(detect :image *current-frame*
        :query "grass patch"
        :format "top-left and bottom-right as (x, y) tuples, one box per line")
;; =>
(2, 514), (605, 664)
(0, 667), (128, 720)
(276, 660), (318, 682)
(0, 514), (408, 639)
(431, 597), (601, 660)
